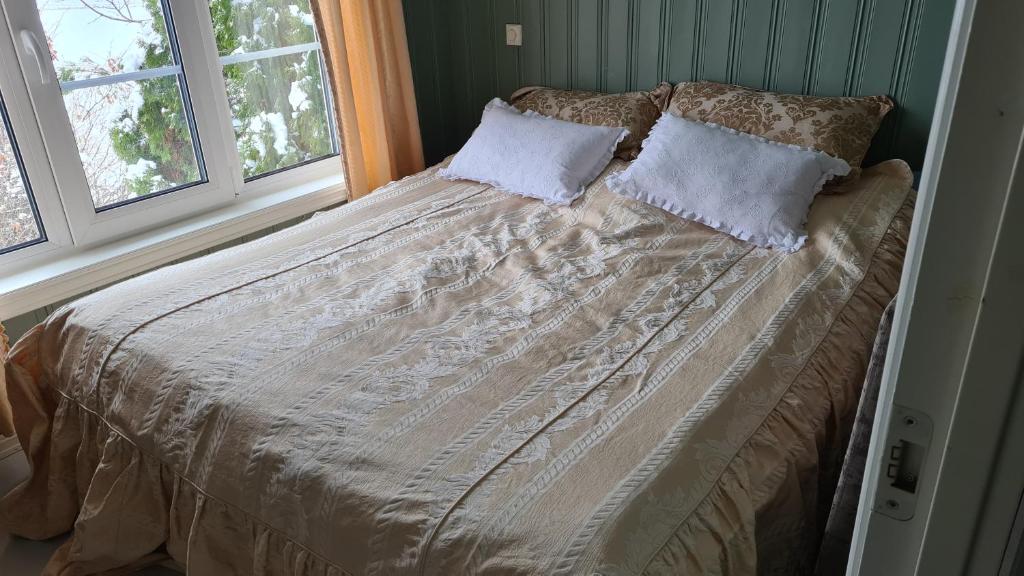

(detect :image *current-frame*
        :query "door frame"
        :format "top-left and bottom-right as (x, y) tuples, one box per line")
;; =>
(849, 0), (1024, 572)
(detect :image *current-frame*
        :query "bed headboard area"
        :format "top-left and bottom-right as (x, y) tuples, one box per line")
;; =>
(402, 0), (955, 169)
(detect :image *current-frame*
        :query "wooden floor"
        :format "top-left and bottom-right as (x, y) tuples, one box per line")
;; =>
(0, 449), (176, 575)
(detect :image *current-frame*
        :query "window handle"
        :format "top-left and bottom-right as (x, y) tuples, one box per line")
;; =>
(19, 30), (51, 86)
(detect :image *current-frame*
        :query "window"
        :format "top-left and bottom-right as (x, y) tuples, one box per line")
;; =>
(212, 0), (337, 180)
(0, 0), (339, 265)
(0, 92), (45, 254)
(40, 0), (206, 210)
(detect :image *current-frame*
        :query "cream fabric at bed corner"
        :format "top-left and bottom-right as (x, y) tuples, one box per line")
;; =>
(312, 0), (425, 200)
(0, 322), (10, 437)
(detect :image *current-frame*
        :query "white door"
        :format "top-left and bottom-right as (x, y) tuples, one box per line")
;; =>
(849, 0), (1024, 573)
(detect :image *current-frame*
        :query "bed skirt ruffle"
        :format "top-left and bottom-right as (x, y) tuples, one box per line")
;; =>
(643, 194), (912, 575)
(2, 340), (352, 576)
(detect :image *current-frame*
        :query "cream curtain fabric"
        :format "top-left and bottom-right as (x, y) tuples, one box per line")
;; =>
(312, 0), (425, 200)
(0, 322), (12, 437)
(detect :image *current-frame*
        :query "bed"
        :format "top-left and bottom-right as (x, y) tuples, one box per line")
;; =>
(0, 156), (913, 575)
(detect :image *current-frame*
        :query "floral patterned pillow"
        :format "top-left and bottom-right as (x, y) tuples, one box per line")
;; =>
(667, 81), (894, 181)
(510, 83), (672, 160)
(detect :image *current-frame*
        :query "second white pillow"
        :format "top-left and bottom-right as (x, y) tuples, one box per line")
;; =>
(606, 114), (850, 252)
(440, 99), (628, 205)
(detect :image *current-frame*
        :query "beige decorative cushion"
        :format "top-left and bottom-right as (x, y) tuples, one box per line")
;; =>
(510, 82), (672, 160)
(667, 81), (894, 179)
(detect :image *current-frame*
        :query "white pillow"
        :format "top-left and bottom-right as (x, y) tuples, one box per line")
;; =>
(439, 99), (628, 205)
(606, 114), (850, 252)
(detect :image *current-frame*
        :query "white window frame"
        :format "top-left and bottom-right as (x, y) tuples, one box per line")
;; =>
(0, 15), (71, 262)
(0, 0), (343, 277)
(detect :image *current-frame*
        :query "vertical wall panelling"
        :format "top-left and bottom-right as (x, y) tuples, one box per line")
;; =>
(494, 0), (522, 100)
(857, 1), (904, 97)
(773, 0), (816, 94)
(701, 0), (733, 82)
(814, 0), (863, 96)
(403, 0), (954, 169)
(763, 0), (787, 91)
(403, 0), (444, 163)
(886, 0), (926, 166)
(692, 0), (708, 81)
(802, 0), (827, 94)
(856, 0), (909, 165)
(433, 2), (459, 156)
(521, 0), (547, 87)
(896, 0), (954, 168)
(447, 0), (473, 144)
(466, 0), (496, 118)
(844, 0), (875, 97)
(633, 0), (664, 91)
(575, 0), (602, 91)
(657, 0), (672, 84)
(405, 0), (461, 158)
(666, 0), (697, 82)
(732, 0), (772, 89)
(546, 0), (571, 87)
(604, 0), (631, 93)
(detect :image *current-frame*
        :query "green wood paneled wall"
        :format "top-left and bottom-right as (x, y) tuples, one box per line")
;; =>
(403, 0), (955, 169)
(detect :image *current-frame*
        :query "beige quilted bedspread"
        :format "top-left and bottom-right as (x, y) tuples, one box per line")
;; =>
(0, 158), (913, 575)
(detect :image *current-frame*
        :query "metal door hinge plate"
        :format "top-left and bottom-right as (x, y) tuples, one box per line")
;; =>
(874, 405), (933, 521)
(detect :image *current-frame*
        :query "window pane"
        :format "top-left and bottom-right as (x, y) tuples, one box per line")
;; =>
(62, 76), (203, 209)
(39, 1), (206, 210)
(0, 97), (45, 253)
(39, 0), (174, 82)
(210, 0), (317, 56)
(224, 51), (335, 179)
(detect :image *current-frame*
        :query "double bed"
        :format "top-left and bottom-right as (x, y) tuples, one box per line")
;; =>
(1, 155), (913, 575)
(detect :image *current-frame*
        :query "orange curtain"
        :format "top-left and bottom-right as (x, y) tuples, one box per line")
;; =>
(312, 0), (425, 201)
(0, 322), (11, 437)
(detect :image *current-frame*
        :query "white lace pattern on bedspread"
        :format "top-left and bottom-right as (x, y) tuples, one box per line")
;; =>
(0, 159), (913, 575)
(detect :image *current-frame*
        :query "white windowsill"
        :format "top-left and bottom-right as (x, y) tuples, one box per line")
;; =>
(0, 176), (346, 319)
